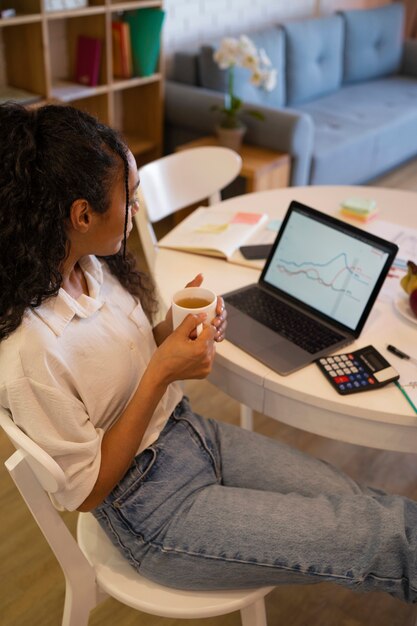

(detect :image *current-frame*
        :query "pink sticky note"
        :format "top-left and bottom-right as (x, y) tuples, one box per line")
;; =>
(231, 212), (263, 224)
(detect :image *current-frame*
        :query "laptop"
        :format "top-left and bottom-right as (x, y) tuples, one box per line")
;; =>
(223, 200), (399, 375)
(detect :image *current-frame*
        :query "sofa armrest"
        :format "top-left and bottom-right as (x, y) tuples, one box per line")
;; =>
(164, 81), (314, 187)
(401, 40), (417, 78)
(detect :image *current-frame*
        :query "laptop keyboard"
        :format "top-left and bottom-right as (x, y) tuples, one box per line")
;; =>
(225, 287), (345, 354)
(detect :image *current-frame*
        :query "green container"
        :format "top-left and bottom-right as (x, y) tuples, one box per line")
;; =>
(125, 8), (165, 77)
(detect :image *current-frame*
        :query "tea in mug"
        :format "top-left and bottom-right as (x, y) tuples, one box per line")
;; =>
(175, 297), (212, 308)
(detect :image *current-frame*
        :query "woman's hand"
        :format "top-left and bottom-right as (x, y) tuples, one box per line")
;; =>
(179, 273), (227, 342)
(148, 313), (217, 384)
(212, 295), (227, 342)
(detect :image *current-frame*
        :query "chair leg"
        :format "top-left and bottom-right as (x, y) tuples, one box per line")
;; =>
(208, 190), (221, 205)
(240, 598), (268, 626)
(62, 592), (90, 626)
(239, 404), (254, 431)
(61, 578), (101, 626)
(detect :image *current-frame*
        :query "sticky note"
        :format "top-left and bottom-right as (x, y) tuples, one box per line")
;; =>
(231, 212), (263, 225)
(194, 223), (229, 234)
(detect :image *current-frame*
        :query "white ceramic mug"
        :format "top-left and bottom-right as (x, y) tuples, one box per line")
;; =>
(172, 287), (217, 336)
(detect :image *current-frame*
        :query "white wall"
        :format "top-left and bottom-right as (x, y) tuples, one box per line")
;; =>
(162, 0), (392, 67)
(163, 0), (318, 61)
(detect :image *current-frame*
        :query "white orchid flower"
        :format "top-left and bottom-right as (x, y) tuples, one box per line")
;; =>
(238, 35), (258, 58)
(263, 68), (277, 91)
(241, 54), (260, 71)
(212, 34), (278, 128)
(213, 37), (240, 68)
(259, 48), (272, 67)
(248, 69), (261, 86)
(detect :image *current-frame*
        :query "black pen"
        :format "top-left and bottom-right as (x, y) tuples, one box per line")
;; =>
(387, 345), (417, 365)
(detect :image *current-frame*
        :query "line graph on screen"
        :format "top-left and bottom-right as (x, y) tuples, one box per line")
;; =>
(263, 210), (391, 329)
(276, 252), (373, 302)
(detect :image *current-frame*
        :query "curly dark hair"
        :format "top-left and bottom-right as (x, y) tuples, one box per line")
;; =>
(0, 102), (158, 341)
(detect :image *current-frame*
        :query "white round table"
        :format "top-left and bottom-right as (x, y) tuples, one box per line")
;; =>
(155, 186), (417, 453)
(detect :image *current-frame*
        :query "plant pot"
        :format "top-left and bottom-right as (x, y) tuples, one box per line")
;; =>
(215, 124), (247, 152)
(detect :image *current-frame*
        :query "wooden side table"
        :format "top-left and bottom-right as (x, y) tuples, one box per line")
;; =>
(176, 136), (291, 193)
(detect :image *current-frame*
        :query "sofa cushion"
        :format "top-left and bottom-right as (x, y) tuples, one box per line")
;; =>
(198, 27), (285, 108)
(283, 15), (344, 106)
(340, 4), (404, 84)
(171, 51), (199, 85)
(296, 76), (417, 184)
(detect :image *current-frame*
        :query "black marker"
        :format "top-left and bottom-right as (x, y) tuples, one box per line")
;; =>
(387, 345), (417, 365)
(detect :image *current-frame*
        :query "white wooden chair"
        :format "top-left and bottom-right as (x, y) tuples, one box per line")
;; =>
(135, 146), (254, 431)
(0, 408), (273, 626)
(135, 146), (242, 274)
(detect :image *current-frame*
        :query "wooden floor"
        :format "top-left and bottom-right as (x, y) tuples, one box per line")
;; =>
(2, 159), (417, 626)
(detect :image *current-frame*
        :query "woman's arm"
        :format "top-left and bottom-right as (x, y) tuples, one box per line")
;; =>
(78, 313), (216, 511)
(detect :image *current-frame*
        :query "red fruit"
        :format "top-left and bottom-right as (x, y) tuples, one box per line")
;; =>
(410, 289), (417, 317)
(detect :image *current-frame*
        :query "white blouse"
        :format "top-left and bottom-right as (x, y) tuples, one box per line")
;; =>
(0, 255), (182, 511)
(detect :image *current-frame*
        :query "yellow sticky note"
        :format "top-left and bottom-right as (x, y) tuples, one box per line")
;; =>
(194, 223), (229, 234)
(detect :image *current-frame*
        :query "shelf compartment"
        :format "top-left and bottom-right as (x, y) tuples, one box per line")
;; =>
(47, 13), (108, 91)
(122, 132), (156, 157)
(50, 78), (108, 100)
(63, 91), (110, 124)
(2, 21), (46, 96)
(110, 72), (161, 91)
(0, 0), (41, 19)
(113, 80), (162, 161)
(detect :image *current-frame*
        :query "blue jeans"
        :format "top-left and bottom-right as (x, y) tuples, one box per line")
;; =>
(93, 398), (417, 602)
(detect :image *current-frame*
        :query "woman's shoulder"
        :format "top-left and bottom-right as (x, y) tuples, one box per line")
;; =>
(0, 307), (56, 384)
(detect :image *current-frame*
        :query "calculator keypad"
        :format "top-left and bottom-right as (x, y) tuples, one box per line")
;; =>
(317, 354), (376, 394)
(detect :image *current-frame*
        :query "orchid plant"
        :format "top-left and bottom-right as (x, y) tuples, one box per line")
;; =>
(212, 35), (277, 129)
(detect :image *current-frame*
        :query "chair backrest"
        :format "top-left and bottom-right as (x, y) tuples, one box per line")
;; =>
(135, 186), (159, 273)
(0, 407), (98, 615)
(0, 407), (66, 492)
(135, 146), (242, 273)
(138, 146), (242, 223)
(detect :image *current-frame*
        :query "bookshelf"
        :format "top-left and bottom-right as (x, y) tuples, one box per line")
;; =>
(0, 0), (165, 165)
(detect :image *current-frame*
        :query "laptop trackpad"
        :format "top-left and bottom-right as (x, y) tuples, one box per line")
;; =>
(226, 310), (311, 374)
(227, 315), (275, 351)
(256, 341), (310, 375)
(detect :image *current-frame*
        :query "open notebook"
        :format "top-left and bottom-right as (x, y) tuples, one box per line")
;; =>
(158, 207), (268, 260)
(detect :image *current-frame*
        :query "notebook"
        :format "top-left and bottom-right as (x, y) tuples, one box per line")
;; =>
(223, 201), (399, 375)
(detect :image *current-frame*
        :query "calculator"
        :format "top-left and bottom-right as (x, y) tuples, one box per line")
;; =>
(316, 345), (399, 395)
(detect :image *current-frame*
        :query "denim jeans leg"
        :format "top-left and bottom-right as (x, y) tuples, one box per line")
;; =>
(94, 405), (417, 603)
(142, 475), (417, 602)
(213, 418), (374, 497)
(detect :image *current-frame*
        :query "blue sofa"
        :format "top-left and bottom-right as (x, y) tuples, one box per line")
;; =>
(164, 4), (417, 187)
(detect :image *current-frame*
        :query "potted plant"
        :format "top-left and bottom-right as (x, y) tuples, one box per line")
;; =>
(212, 35), (277, 151)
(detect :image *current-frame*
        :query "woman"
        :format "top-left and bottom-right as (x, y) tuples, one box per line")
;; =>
(1, 102), (416, 602)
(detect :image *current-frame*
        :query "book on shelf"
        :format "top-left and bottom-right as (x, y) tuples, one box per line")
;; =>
(158, 207), (269, 260)
(75, 35), (102, 87)
(44, 0), (87, 11)
(124, 8), (165, 77)
(112, 21), (133, 79)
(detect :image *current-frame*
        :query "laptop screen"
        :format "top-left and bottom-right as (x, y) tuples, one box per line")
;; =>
(262, 203), (396, 332)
